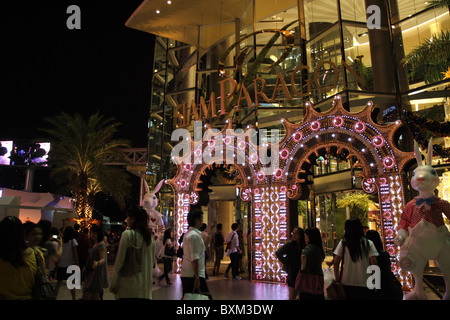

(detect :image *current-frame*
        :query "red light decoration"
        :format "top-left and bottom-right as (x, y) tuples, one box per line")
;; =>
(279, 148), (289, 159)
(293, 132), (303, 142)
(256, 171), (265, 181)
(372, 135), (385, 148)
(274, 168), (283, 179)
(310, 121), (321, 131)
(383, 156), (395, 169)
(333, 116), (344, 128)
(354, 121), (366, 133)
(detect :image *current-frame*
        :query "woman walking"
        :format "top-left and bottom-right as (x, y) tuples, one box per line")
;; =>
(275, 227), (306, 300)
(159, 228), (175, 285)
(300, 227), (325, 300)
(82, 225), (109, 300)
(110, 205), (155, 299)
(212, 224), (224, 276)
(333, 218), (379, 300)
(54, 226), (79, 300)
(366, 230), (403, 300)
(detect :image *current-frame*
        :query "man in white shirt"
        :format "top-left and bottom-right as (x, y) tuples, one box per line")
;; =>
(181, 209), (210, 298)
(225, 223), (241, 280)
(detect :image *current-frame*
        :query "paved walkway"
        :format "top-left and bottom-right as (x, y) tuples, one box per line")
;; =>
(54, 261), (441, 300)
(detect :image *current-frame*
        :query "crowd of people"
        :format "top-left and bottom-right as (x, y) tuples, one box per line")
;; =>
(0, 206), (403, 301)
(275, 217), (403, 300)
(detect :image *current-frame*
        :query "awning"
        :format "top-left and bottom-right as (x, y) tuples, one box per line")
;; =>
(125, 0), (298, 50)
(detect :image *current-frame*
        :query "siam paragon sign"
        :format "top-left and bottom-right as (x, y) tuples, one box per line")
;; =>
(173, 59), (365, 128)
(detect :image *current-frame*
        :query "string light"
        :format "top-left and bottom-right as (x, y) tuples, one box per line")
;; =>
(168, 97), (415, 287)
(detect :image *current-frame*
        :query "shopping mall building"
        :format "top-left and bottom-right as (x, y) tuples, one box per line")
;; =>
(126, 0), (450, 286)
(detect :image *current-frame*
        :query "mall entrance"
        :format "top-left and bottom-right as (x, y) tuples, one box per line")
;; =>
(197, 165), (251, 268)
(168, 97), (416, 285)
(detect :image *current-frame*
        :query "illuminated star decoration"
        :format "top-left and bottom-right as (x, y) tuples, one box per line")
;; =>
(442, 67), (450, 80)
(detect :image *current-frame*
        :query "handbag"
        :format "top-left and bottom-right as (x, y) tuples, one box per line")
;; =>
(32, 249), (56, 300)
(183, 293), (210, 300)
(119, 230), (143, 277)
(326, 242), (346, 300)
(295, 270), (324, 295)
(225, 233), (235, 257)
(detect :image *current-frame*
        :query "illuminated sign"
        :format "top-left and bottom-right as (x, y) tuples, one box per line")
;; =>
(174, 60), (365, 128)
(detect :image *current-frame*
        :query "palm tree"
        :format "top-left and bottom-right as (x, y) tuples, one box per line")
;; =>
(426, 0), (450, 8)
(404, 30), (450, 83)
(42, 112), (131, 222)
(404, 1), (450, 83)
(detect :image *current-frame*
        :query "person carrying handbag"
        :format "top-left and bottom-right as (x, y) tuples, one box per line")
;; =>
(297, 227), (325, 300)
(110, 205), (155, 299)
(332, 218), (379, 300)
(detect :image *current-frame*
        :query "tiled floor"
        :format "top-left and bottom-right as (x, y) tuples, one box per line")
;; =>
(54, 261), (442, 300)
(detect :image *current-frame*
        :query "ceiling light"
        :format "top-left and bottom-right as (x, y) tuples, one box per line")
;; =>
(156, 9), (160, 14)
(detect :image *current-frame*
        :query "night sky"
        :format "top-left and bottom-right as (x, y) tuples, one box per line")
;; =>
(0, 0), (155, 147)
(0, 1), (154, 219)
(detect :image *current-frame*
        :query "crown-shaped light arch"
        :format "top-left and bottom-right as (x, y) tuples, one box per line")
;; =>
(167, 96), (415, 287)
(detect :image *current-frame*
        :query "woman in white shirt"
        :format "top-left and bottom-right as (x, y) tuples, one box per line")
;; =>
(333, 218), (378, 300)
(110, 205), (155, 299)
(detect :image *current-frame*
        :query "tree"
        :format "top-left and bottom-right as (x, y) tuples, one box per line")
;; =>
(404, 30), (450, 84)
(426, 0), (450, 9)
(336, 192), (372, 225)
(42, 112), (131, 223)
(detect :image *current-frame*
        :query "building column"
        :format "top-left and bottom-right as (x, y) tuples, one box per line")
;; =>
(365, 0), (397, 94)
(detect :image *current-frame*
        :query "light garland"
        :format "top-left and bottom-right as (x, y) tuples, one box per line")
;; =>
(167, 96), (416, 287)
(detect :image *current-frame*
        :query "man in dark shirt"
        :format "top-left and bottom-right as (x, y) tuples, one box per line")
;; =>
(212, 224), (224, 276)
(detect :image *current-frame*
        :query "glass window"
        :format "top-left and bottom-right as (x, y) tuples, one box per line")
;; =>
(394, 7), (450, 87)
(393, 0), (434, 23)
(304, 0), (338, 40)
(340, 0), (367, 23)
(341, 23), (373, 91)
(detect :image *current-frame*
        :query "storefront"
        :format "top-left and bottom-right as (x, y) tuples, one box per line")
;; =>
(125, 0), (450, 287)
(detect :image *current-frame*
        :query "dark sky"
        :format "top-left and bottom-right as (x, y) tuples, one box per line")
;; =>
(0, 0), (155, 147)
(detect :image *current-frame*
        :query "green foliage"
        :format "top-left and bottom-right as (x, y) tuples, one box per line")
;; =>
(405, 30), (450, 84)
(353, 59), (374, 91)
(41, 112), (132, 213)
(336, 193), (371, 225)
(426, 0), (450, 9)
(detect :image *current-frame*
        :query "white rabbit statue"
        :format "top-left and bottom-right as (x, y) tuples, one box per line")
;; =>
(395, 138), (450, 300)
(142, 179), (166, 259)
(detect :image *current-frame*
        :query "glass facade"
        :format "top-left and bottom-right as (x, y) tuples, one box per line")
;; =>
(141, 0), (450, 239)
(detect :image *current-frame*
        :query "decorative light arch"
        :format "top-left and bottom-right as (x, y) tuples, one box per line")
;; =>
(167, 96), (415, 287)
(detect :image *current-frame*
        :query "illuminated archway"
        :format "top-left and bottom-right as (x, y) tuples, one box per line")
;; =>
(167, 96), (415, 286)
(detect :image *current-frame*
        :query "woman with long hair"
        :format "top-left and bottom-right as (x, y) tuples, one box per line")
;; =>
(300, 227), (325, 300)
(275, 226), (306, 300)
(366, 230), (403, 300)
(0, 217), (41, 300)
(82, 225), (109, 300)
(333, 218), (379, 300)
(54, 225), (79, 300)
(158, 227), (175, 285)
(110, 205), (155, 299)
